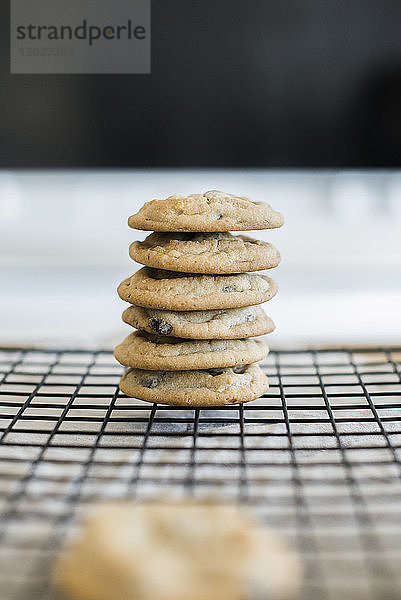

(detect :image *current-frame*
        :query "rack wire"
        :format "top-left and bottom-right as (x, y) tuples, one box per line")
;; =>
(0, 346), (401, 600)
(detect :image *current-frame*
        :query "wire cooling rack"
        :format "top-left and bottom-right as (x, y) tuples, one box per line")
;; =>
(0, 346), (401, 600)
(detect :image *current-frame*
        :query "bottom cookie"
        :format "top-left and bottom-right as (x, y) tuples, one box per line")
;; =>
(119, 364), (268, 406)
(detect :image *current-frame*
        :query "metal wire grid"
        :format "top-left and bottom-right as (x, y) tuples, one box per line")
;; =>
(0, 347), (401, 600)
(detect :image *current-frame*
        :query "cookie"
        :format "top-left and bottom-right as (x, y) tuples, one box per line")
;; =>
(129, 232), (280, 274)
(117, 267), (278, 311)
(119, 364), (269, 405)
(52, 502), (301, 600)
(122, 305), (275, 340)
(128, 190), (284, 232)
(114, 331), (269, 371)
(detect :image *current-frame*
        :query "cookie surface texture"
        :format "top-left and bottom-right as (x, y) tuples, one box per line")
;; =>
(122, 305), (274, 339)
(117, 268), (278, 310)
(129, 232), (281, 274)
(128, 189), (284, 232)
(120, 364), (268, 405)
(114, 331), (269, 371)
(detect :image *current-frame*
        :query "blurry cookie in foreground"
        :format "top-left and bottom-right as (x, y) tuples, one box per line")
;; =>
(52, 502), (301, 600)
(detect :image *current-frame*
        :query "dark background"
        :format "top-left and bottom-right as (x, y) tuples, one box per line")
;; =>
(1, 0), (401, 167)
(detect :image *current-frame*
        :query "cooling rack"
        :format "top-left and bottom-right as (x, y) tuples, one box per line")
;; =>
(0, 346), (401, 600)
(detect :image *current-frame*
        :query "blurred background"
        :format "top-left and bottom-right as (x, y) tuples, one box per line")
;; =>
(2, 0), (401, 167)
(1, 0), (400, 348)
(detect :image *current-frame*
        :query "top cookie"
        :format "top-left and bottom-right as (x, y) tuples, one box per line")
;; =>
(128, 190), (284, 232)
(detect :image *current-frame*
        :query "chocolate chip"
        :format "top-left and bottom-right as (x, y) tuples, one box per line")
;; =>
(149, 318), (173, 336)
(205, 368), (225, 376)
(142, 376), (159, 388)
(142, 371), (165, 388)
(244, 312), (256, 322)
(223, 285), (237, 293)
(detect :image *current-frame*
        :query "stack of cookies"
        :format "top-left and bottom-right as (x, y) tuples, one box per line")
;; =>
(114, 190), (283, 407)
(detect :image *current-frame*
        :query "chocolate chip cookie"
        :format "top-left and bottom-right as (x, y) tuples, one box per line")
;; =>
(52, 501), (301, 600)
(122, 305), (274, 339)
(117, 268), (278, 310)
(129, 232), (280, 274)
(119, 364), (269, 405)
(114, 331), (269, 371)
(128, 189), (284, 232)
